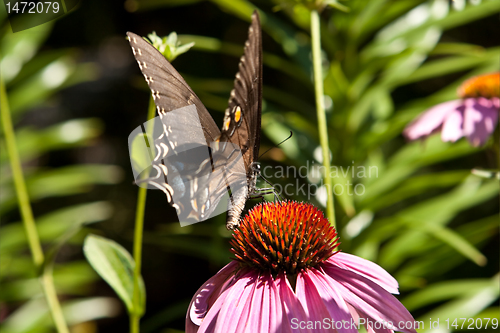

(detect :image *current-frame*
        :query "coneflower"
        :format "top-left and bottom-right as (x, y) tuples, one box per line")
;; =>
(186, 201), (417, 333)
(404, 72), (500, 147)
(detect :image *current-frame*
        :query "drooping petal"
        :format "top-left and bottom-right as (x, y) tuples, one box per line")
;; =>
(404, 100), (460, 140)
(187, 261), (239, 329)
(328, 253), (399, 294)
(296, 271), (340, 333)
(463, 97), (499, 146)
(322, 265), (418, 333)
(307, 268), (359, 333)
(194, 269), (254, 333)
(441, 107), (465, 142)
(267, 274), (283, 333)
(276, 272), (312, 333)
(212, 270), (259, 333)
(243, 272), (282, 333)
(195, 276), (239, 333)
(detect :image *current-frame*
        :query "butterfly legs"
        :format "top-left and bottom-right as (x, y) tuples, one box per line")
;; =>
(252, 171), (284, 202)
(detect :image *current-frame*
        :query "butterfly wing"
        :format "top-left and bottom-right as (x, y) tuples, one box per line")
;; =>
(218, 12), (262, 173)
(182, 10), (264, 224)
(219, 12), (263, 229)
(127, 12), (263, 228)
(127, 32), (220, 142)
(128, 31), (226, 222)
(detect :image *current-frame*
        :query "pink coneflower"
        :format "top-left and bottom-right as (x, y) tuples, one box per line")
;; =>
(186, 202), (418, 333)
(404, 72), (500, 147)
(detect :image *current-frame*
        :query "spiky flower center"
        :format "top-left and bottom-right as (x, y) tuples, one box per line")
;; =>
(230, 201), (339, 275)
(458, 72), (500, 99)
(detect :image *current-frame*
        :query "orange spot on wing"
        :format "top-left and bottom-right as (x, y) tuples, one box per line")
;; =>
(234, 107), (242, 123)
(223, 118), (231, 131)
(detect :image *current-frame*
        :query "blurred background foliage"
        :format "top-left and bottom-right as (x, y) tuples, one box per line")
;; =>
(0, 0), (498, 332)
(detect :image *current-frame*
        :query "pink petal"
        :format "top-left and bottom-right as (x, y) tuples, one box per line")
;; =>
(213, 270), (259, 333)
(195, 281), (234, 333)
(463, 98), (499, 146)
(296, 272), (338, 333)
(306, 268), (359, 333)
(267, 275), (283, 333)
(195, 268), (255, 333)
(186, 315), (200, 333)
(404, 100), (461, 140)
(492, 97), (500, 109)
(244, 273), (282, 333)
(276, 272), (312, 333)
(327, 253), (399, 294)
(346, 303), (394, 333)
(322, 265), (418, 333)
(441, 107), (464, 142)
(187, 261), (238, 328)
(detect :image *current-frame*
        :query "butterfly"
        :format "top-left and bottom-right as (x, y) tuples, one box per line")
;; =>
(127, 11), (269, 230)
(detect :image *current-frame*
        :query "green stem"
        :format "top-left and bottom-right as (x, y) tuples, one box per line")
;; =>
(1, 69), (69, 333)
(41, 264), (69, 333)
(311, 9), (336, 228)
(130, 97), (156, 333)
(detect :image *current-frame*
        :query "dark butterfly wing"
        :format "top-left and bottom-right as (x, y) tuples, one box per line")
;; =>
(218, 12), (263, 174)
(127, 32), (220, 142)
(221, 12), (263, 230)
(127, 12), (263, 228)
(128, 31), (223, 222)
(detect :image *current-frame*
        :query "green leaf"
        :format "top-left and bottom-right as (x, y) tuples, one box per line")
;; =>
(417, 275), (499, 331)
(396, 216), (498, 281)
(0, 119), (104, 164)
(417, 224), (487, 267)
(325, 0), (350, 12)
(398, 47), (500, 86)
(0, 165), (123, 214)
(376, 178), (498, 269)
(0, 201), (113, 253)
(0, 262), (98, 302)
(146, 31), (195, 62)
(0, 296), (119, 333)
(0, 22), (54, 83)
(83, 235), (145, 316)
(362, 170), (469, 211)
(403, 279), (496, 311)
(8, 58), (97, 116)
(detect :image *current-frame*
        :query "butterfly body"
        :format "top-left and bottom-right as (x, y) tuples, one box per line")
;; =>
(226, 163), (261, 230)
(128, 12), (263, 229)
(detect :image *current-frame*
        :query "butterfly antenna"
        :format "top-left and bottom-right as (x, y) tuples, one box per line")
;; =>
(258, 131), (293, 160)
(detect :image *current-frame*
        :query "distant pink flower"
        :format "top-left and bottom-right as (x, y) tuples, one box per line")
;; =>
(186, 202), (418, 333)
(404, 72), (500, 147)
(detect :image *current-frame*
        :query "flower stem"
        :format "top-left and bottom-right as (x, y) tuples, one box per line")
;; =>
(1, 71), (69, 333)
(130, 96), (156, 333)
(310, 9), (336, 228)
